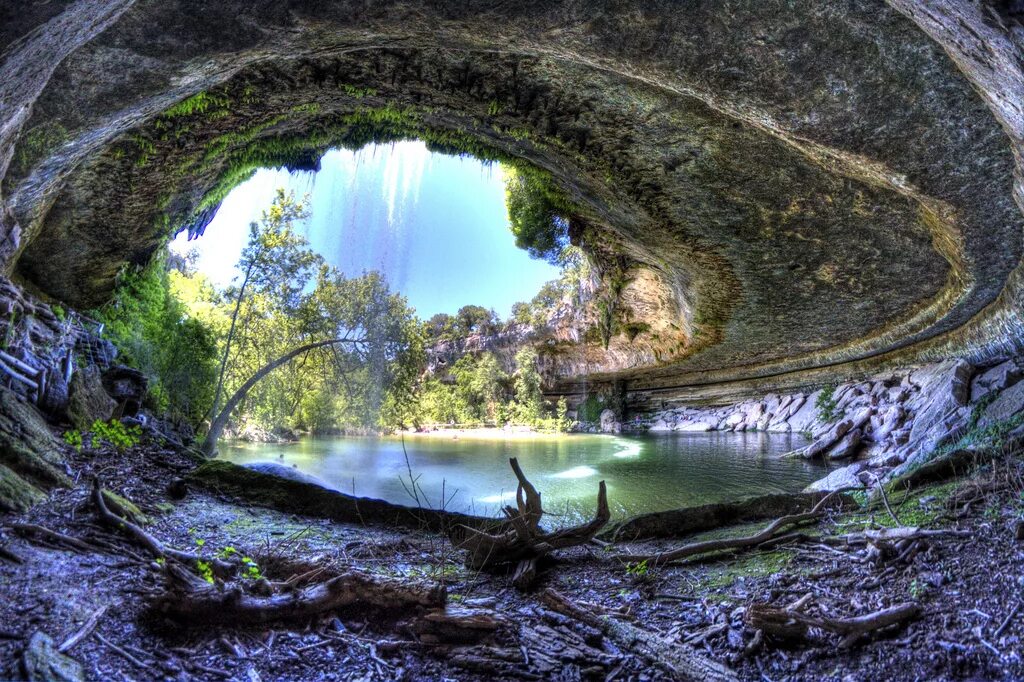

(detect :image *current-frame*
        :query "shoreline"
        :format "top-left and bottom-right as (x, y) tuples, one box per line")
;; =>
(395, 426), (577, 441)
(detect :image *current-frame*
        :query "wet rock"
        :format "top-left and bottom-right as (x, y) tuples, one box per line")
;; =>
(67, 366), (115, 431)
(22, 631), (84, 682)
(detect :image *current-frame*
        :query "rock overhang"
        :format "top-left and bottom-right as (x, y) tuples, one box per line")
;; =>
(2, 0), (1023, 393)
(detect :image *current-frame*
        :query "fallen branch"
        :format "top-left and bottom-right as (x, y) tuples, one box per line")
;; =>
(95, 632), (154, 671)
(58, 605), (108, 653)
(746, 601), (919, 648)
(9, 523), (98, 554)
(457, 458), (609, 589)
(616, 489), (849, 566)
(542, 588), (737, 682)
(91, 477), (232, 577)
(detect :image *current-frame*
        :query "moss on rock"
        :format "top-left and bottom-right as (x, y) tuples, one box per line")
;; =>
(0, 386), (69, 511)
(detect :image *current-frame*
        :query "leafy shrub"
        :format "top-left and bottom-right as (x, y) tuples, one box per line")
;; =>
(89, 419), (142, 452)
(63, 430), (83, 452)
(577, 395), (605, 423)
(815, 385), (843, 423)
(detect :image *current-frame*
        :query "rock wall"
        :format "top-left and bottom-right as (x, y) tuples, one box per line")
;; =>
(631, 357), (1024, 492)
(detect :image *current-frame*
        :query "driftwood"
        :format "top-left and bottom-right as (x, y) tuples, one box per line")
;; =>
(155, 566), (446, 624)
(616, 488), (849, 566)
(542, 588), (737, 682)
(746, 600), (920, 648)
(458, 458), (609, 589)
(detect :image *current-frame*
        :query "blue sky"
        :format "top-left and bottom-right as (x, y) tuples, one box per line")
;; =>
(170, 141), (559, 319)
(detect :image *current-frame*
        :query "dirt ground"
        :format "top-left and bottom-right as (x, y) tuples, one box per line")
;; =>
(1, 437), (1023, 681)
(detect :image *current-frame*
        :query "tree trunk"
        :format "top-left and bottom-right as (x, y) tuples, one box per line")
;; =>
(201, 337), (354, 457)
(209, 254), (259, 424)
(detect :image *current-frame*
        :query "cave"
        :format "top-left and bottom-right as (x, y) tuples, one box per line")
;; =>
(2, 2), (1024, 680)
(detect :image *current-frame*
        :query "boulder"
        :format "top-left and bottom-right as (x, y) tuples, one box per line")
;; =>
(22, 632), (84, 682)
(802, 418), (853, 458)
(675, 421), (714, 432)
(648, 418), (673, 432)
(67, 366), (115, 431)
(787, 390), (822, 434)
(804, 462), (866, 493)
(868, 405), (905, 443)
(908, 359), (973, 444)
(101, 365), (148, 417)
(244, 461), (331, 488)
(979, 380), (1024, 428)
(826, 428), (862, 460)
(599, 409), (621, 434)
(0, 386), (70, 512)
(969, 359), (1022, 403)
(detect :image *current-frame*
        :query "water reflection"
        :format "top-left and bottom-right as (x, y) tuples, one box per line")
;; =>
(221, 432), (831, 522)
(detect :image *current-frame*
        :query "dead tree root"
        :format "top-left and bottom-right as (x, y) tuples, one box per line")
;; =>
(456, 458), (609, 590)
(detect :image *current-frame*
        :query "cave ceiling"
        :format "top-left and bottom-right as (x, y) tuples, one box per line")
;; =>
(2, 0), (1023, 392)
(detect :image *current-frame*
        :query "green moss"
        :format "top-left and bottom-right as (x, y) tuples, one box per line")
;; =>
(698, 550), (794, 589)
(161, 91), (231, 119)
(10, 122), (69, 176)
(102, 489), (151, 526)
(0, 464), (45, 512)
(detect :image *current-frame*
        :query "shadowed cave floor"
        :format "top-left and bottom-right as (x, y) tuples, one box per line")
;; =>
(1, 439), (1023, 681)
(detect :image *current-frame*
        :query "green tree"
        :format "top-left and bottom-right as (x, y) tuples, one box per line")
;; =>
(209, 189), (320, 424)
(505, 167), (571, 264)
(452, 352), (508, 422)
(512, 347), (543, 424)
(455, 305), (498, 336)
(96, 255), (217, 428)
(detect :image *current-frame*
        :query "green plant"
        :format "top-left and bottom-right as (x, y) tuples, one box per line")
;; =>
(196, 559), (215, 584)
(89, 419), (142, 452)
(241, 556), (262, 580)
(51, 305), (66, 322)
(62, 430), (83, 452)
(577, 395), (605, 423)
(815, 384), (843, 423)
(626, 559), (649, 577)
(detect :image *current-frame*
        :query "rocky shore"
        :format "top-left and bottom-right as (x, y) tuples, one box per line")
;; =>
(626, 358), (1024, 494)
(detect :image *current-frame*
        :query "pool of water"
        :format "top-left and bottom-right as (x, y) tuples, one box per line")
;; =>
(220, 431), (831, 522)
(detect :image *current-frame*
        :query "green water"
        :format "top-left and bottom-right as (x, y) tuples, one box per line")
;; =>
(221, 431), (829, 522)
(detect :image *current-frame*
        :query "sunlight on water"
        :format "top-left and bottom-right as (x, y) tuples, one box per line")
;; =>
(550, 465), (599, 479)
(611, 438), (642, 458)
